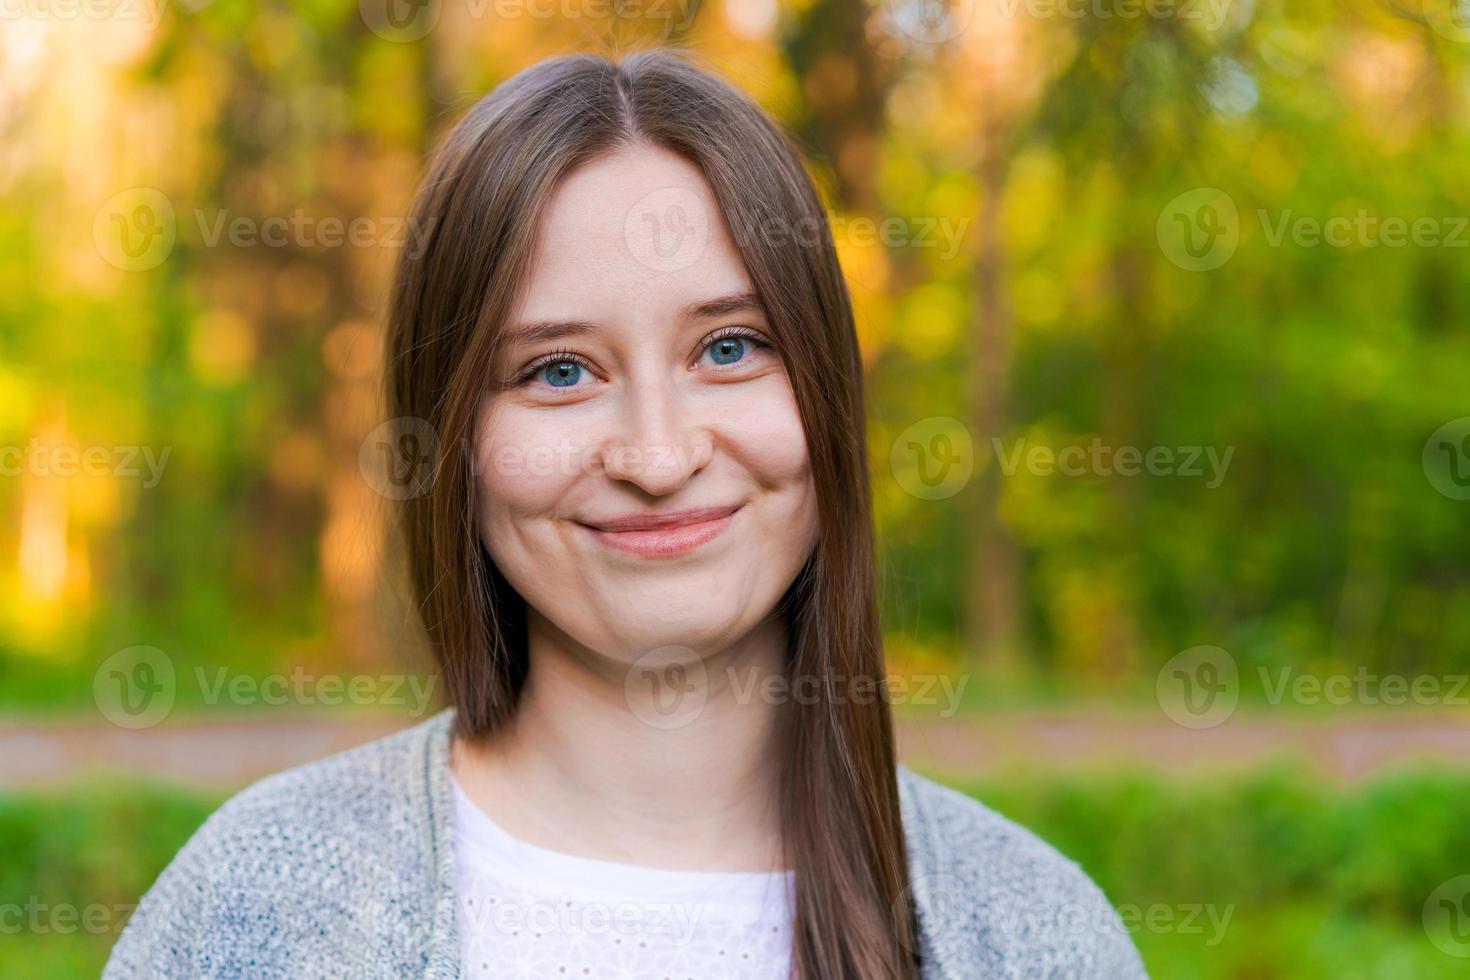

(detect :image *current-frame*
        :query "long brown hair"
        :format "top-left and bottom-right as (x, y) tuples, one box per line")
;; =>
(385, 49), (917, 979)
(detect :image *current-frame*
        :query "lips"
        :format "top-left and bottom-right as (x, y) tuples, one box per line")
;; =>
(578, 504), (741, 558)
(581, 504), (742, 532)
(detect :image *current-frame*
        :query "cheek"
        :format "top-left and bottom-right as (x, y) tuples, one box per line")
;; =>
(473, 408), (585, 530)
(716, 379), (820, 560)
(723, 377), (813, 491)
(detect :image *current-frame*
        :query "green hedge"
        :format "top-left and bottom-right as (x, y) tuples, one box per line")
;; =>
(0, 784), (219, 977)
(963, 764), (1470, 919)
(6, 768), (1470, 978)
(961, 764), (1470, 979)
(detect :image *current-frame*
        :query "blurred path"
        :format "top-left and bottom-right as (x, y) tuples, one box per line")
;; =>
(5, 711), (1470, 788)
(895, 712), (1470, 782)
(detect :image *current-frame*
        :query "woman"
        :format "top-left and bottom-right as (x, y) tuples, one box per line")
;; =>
(105, 50), (1145, 979)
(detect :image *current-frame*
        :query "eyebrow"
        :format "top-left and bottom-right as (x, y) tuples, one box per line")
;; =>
(503, 291), (764, 348)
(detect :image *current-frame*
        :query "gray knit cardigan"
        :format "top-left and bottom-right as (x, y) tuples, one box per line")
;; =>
(103, 709), (1147, 978)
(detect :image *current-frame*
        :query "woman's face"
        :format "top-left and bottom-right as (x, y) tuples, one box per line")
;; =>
(474, 143), (819, 668)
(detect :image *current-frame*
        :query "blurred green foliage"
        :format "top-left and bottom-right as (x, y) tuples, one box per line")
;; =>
(8, 770), (1470, 978)
(1, 0), (1466, 705)
(2, 6), (1469, 977)
(970, 765), (1470, 917)
(0, 783), (216, 977)
(970, 765), (1470, 977)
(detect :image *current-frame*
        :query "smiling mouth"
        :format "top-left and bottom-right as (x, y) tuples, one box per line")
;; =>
(577, 504), (742, 558)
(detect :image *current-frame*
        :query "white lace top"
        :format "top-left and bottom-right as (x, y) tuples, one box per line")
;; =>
(451, 775), (795, 980)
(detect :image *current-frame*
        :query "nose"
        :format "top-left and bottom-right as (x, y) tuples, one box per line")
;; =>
(597, 375), (712, 495)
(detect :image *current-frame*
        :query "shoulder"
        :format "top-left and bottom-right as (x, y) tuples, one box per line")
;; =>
(104, 711), (456, 980)
(197, 708), (446, 837)
(898, 765), (1148, 979)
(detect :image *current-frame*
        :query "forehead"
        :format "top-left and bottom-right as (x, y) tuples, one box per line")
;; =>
(513, 143), (754, 326)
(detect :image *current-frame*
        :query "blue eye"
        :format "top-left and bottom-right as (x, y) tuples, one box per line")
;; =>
(707, 337), (747, 365)
(515, 330), (768, 393)
(541, 361), (582, 387)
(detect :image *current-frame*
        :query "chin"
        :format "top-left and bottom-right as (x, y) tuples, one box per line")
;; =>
(589, 611), (757, 660)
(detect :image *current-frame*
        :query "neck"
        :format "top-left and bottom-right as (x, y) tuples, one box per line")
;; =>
(451, 610), (790, 873)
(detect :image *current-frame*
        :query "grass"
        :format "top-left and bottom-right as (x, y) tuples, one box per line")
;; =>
(959, 765), (1470, 978)
(5, 768), (1469, 977)
(0, 782), (218, 976)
